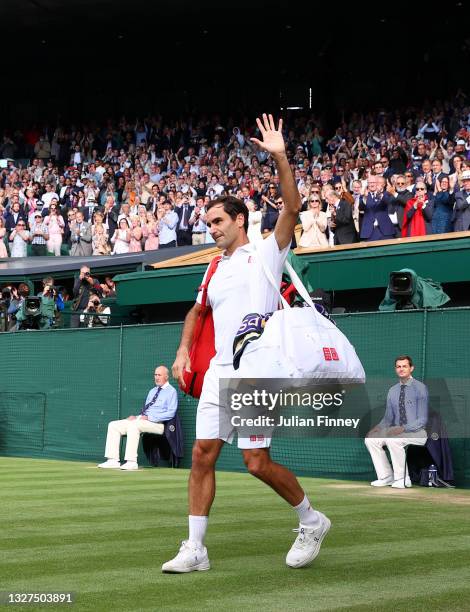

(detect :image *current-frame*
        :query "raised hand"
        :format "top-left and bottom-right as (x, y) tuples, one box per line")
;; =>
(250, 113), (285, 157)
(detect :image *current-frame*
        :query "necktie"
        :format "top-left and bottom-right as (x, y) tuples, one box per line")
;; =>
(399, 385), (407, 426)
(141, 386), (161, 416)
(182, 206), (189, 229)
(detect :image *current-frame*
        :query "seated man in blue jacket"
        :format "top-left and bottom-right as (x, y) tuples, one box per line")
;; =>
(98, 365), (178, 471)
(360, 176), (396, 241)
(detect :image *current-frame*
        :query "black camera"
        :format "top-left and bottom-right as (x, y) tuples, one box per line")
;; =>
(92, 300), (100, 307)
(388, 271), (416, 310)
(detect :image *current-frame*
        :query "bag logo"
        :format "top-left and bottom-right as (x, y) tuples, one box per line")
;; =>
(323, 347), (339, 361)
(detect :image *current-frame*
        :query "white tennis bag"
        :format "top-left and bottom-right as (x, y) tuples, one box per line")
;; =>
(236, 246), (366, 384)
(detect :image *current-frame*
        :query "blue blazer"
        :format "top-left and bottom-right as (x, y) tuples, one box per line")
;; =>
(360, 192), (396, 239)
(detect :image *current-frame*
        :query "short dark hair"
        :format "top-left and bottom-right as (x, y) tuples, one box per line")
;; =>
(395, 355), (413, 367)
(206, 195), (248, 232)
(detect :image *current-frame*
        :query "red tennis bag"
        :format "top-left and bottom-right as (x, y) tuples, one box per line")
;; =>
(181, 255), (221, 398)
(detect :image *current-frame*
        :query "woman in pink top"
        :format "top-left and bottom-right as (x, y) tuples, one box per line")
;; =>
(44, 200), (65, 256)
(129, 216), (143, 252)
(144, 211), (159, 251)
(0, 218), (8, 258)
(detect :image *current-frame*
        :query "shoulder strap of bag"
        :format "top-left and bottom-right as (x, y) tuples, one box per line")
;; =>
(254, 240), (315, 310)
(198, 255), (222, 307)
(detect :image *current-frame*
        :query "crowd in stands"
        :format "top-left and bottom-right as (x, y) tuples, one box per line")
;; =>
(1, 91), (470, 257)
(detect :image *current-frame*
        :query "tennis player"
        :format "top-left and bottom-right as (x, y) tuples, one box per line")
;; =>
(163, 114), (331, 573)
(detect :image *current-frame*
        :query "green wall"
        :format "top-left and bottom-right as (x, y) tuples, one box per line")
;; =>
(0, 309), (469, 486)
(114, 236), (470, 305)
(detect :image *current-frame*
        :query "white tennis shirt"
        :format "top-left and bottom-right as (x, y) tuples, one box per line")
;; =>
(197, 234), (289, 364)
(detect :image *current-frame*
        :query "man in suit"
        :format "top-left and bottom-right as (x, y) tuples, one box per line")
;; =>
(390, 175), (413, 236)
(70, 210), (93, 256)
(325, 190), (358, 245)
(101, 196), (118, 236)
(360, 176), (396, 241)
(365, 355), (428, 489)
(98, 365), (178, 471)
(425, 159), (448, 194)
(176, 196), (194, 246)
(4, 200), (28, 234)
(452, 170), (470, 231)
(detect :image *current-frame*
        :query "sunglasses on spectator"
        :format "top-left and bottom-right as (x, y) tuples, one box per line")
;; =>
(396, 181), (405, 185)
(416, 187), (426, 191)
(310, 199), (320, 203)
(335, 186), (343, 190)
(17, 223), (25, 227)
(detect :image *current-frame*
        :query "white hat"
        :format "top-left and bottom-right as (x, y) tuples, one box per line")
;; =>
(456, 139), (466, 145)
(461, 170), (470, 180)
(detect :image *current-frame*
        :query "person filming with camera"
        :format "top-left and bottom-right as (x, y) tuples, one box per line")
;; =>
(71, 265), (102, 328)
(79, 294), (111, 328)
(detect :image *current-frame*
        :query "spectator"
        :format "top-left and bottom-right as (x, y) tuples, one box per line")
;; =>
(243, 199), (261, 244)
(144, 211), (159, 251)
(129, 216), (143, 252)
(325, 189), (358, 246)
(0, 218), (8, 258)
(98, 365), (178, 471)
(402, 181), (433, 237)
(9, 219), (30, 257)
(432, 177), (454, 234)
(299, 194), (328, 248)
(360, 176), (396, 242)
(92, 223), (111, 255)
(4, 200), (27, 234)
(30, 212), (49, 256)
(44, 202), (65, 256)
(365, 356), (428, 489)
(79, 294), (111, 328)
(158, 201), (178, 248)
(70, 210), (93, 256)
(389, 174), (413, 236)
(111, 217), (131, 254)
(188, 198), (206, 245)
(261, 193), (281, 234)
(41, 184), (60, 211)
(452, 170), (470, 232)
(176, 196), (194, 246)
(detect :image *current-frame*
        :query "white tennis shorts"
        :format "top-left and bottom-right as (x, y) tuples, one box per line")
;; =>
(196, 362), (272, 449)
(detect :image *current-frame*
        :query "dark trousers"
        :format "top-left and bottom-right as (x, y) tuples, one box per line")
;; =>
(31, 244), (48, 256)
(160, 241), (176, 249)
(176, 230), (192, 246)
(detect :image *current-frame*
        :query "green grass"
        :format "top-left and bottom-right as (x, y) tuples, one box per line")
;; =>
(1, 457), (470, 612)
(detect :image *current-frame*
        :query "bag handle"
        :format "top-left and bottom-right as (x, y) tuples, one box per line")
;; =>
(254, 241), (291, 309)
(199, 255), (221, 307)
(254, 240), (315, 310)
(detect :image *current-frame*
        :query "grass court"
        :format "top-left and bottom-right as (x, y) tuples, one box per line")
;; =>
(1, 457), (470, 611)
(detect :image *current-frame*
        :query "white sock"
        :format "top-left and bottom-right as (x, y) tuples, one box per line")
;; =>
(188, 515), (208, 546)
(293, 494), (320, 528)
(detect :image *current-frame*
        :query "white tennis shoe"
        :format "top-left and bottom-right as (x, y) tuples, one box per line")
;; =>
(120, 461), (138, 471)
(286, 512), (331, 568)
(162, 540), (210, 573)
(371, 476), (394, 487)
(97, 459), (121, 469)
